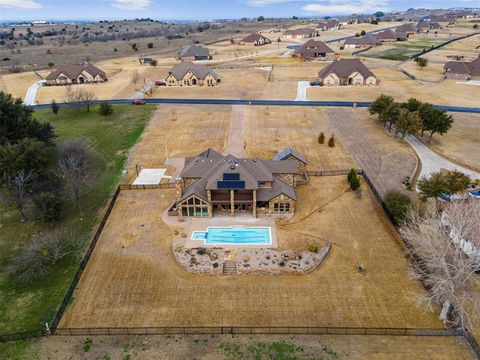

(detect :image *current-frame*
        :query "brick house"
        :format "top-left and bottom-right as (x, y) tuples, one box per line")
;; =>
(240, 33), (271, 46)
(282, 28), (317, 39)
(318, 58), (377, 86)
(294, 39), (335, 61)
(395, 23), (417, 36)
(444, 57), (480, 80)
(375, 28), (407, 42)
(174, 148), (308, 218)
(165, 61), (220, 86)
(343, 34), (381, 49)
(179, 45), (210, 61)
(46, 64), (107, 85)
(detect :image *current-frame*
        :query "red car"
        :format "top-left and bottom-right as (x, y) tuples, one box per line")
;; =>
(155, 80), (166, 86)
(132, 99), (146, 105)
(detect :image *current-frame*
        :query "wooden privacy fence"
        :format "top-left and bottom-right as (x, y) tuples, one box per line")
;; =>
(306, 169), (363, 177)
(55, 326), (461, 337)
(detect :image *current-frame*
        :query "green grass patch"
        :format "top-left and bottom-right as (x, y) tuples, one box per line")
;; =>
(363, 38), (446, 61)
(0, 105), (155, 334)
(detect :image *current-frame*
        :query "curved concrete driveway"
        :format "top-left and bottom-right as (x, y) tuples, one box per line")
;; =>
(405, 135), (480, 181)
(23, 80), (45, 106)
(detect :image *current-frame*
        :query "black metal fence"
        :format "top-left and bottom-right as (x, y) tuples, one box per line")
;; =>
(54, 326), (461, 337)
(306, 169), (363, 177)
(48, 186), (122, 334)
(465, 329), (480, 359)
(119, 183), (175, 190)
(0, 330), (44, 342)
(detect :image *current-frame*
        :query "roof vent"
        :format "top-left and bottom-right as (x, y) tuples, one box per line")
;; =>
(230, 164), (235, 170)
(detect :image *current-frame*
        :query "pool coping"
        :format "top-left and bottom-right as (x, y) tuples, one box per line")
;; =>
(191, 226), (273, 246)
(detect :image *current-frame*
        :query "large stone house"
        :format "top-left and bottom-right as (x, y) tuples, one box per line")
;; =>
(174, 148), (308, 218)
(294, 39), (335, 61)
(165, 61), (220, 86)
(318, 58), (377, 86)
(179, 45), (210, 61)
(241, 33), (271, 46)
(46, 64), (107, 85)
(343, 34), (381, 49)
(282, 28), (317, 39)
(444, 57), (480, 80)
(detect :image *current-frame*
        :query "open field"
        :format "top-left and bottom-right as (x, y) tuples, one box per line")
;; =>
(3, 334), (471, 360)
(59, 176), (442, 329)
(323, 108), (417, 195)
(422, 112), (480, 171)
(0, 71), (39, 99)
(244, 106), (356, 171)
(0, 105), (155, 334)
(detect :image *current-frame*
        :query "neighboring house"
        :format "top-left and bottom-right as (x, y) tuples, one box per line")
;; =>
(165, 61), (220, 86)
(241, 33), (271, 46)
(174, 148), (308, 218)
(395, 23), (418, 36)
(416, 20), (432, 32)
(423, 15), (454, 27)
(45, 64), (107, 85)
(294, 39), (335, 61)
(375, 28), (407, 42)
(344, 34), (381, 49)
(441, 212), (479, 257)
(318, 58), (377, 86)
(179, 45), (210, 61)
(443, 57), (480, 80)
(282, 27), (317, 39)
(317, 20), (342, 31)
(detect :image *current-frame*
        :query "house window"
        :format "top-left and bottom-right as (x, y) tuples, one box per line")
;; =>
(180, 196), (208, 217)
(273, 201), (291, 213)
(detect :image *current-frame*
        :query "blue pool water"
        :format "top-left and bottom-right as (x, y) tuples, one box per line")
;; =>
(191, 227), (271, 245)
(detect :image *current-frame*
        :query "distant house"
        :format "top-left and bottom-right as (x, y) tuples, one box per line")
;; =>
(423, 15), (454, 27)
(165, 61), (220, 86)
(318, 58), (377, 86)
(344, 34), (381, 49)
(416, 21), (432, 33)
(294, 39), (335, 61)
(46, 64), (107, 85)
(395, 23), (417, 36)
(282, 28), (317, 40)
(375, 28), (406, 42)
(241, 33), (271, 46)
(317, 20), (342, 31)
(443, 57), (480, 80)
(179, 45), (210, 61)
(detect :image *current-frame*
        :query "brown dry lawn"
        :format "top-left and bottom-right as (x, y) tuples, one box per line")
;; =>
(126, 104), (230, 181)
(0, 71), (39, 99)
(422, 112), (480, 171)
(244, 106), (357, 171)
(59, 176), (442, 329)
(32, 334), (474, 360)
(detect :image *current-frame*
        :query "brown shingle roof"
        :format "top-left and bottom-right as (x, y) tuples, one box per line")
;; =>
(344, 34), (381, 46)
(444, 57), (480, 76)
(318, 58), (376, 82)
(395, 23), (417, 33)
(46, 64), (106, 81)
(179, 45), (209, 58)
(168, 61), (219, 81)
(283, 27), (317, 36)
(294, 39), (334, 59)
(375, 28), (406, 40)
(241, 33), (271, 44)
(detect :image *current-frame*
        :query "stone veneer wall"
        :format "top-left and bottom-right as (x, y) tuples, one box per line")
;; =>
(268, 193), (295, 215)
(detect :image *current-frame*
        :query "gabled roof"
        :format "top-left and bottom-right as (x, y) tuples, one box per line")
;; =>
(395, 23), (417, 33)
(46, 64), (106, 81)
(375, 28), (406, 40)
(168, 61), (219, 81)
(241, 33), (271, 43)
(444, 57), (480, 76)
(416, 20), (431, 30)
(344, 34), (381, 46)
(257, 177), (297, 201)
(284, 27), (316, 36)
(295, 39), (334, 58)
(179, 45), (209, 58)
(272, 147), (308, 164)
(318, 58), (376, 81)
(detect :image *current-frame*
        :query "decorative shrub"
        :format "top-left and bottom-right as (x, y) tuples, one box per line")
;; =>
(278, 260), (286, 267)
(328, 134), (335, 147)
(318, 132), (325, 144)
(347, 169), (360, 191)
(384, 190), (412, 224)
(197, 247), (207, 255)
(308, 244), (318, 253)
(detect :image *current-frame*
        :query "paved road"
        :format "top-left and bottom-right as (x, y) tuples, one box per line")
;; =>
(29, 98), (480, 114)
(405, 135), (480, 181)
(23, 80), (45, 106)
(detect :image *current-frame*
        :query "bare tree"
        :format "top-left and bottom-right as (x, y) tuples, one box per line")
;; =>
(3, 170), (35, 222)
(6, 227), (79, 283)
(131, 70), (139, 87)
(65, 87), (97, 112)
(400, 201), (480, 330)
(57, 140), (91, 212)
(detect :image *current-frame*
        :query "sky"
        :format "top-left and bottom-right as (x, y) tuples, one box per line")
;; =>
(0, 0), (478, 21)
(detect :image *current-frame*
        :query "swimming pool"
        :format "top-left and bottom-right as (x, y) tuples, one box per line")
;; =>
(191, 226), (272, 245)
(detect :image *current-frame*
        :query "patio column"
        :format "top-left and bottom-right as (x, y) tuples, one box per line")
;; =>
(230, 190), (235, 216)
(207, 190), (212, 218)
(252, 190), (257, 217)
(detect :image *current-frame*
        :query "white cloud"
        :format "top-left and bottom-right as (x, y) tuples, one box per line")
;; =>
(0, 0), (42, 9)
(302, 0), (388, 15)
(112, 0), (150, 10)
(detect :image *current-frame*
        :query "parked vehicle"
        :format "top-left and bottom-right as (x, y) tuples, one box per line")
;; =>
(155, 80), (167, 86)
(132, 99), (146, 105)
(310, 80), (322, 86)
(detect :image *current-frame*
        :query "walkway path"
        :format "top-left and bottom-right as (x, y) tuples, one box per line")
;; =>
(23, 80), (45, 106)
(225, 105), (247, 157)
(130, 81), (155, 100)
(294, 81), (311, 101)
(404, 135), (480, 181)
